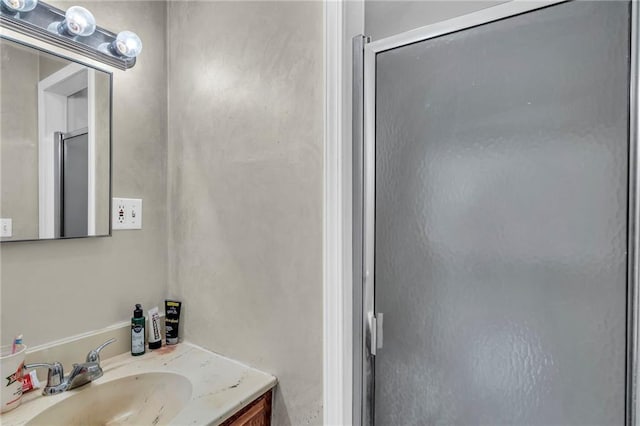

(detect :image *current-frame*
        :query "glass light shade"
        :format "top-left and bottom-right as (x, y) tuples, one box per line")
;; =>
(113, 31), (142, 58)
(1, 0), (37, 12)
(63, 6), (95, 36)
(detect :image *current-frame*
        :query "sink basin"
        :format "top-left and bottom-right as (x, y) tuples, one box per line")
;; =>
(25, 372), (192, 426)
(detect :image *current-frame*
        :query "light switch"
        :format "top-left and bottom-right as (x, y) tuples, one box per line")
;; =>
(112, 198), (142, 230)
(0, 218), (12, 237)
(128, 198), (142, 229)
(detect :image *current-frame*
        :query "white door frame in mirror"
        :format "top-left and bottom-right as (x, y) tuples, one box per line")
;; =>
(37, 63), (97, 238)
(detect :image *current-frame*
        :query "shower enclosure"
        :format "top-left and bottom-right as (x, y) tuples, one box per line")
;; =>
(54, 129), (89, 238)
(353, 2), (638, 424)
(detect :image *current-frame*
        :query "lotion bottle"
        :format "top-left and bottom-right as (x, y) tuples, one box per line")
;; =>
(131, 304), (145, 356)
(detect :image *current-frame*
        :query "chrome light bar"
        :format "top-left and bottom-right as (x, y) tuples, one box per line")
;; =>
(0, 0), (141, 70)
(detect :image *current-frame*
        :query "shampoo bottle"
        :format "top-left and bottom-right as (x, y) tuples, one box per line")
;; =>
(131, 304), (145, 356)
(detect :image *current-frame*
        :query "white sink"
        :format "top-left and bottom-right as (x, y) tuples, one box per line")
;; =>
(25, 372), (192, 426)
(1, 343), (276, 426)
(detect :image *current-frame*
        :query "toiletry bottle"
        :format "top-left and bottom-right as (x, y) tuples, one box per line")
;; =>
(131, 304), (145, 356)
(165, 300), (182, 345)
(148, 307), (162, 350)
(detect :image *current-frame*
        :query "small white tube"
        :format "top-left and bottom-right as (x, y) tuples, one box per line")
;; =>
(148, 307), (162, 350)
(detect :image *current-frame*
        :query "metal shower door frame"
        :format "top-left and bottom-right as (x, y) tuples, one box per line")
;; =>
(53, 127), (89, 238)
(354, 1), (640, 424)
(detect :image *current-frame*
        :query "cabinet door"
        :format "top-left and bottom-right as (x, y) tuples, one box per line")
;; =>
(223, 390), (272, 426)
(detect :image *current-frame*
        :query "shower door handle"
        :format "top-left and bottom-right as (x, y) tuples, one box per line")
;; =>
(377, 313), (384, 350)
(369, 312), (384, 355)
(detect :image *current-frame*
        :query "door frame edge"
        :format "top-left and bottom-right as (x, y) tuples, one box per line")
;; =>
(323, 0), (364, 425)
(628, 2), (639, 425)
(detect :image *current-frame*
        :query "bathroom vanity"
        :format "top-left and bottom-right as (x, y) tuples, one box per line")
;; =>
(221, 390), (272, 426)
(0, 343), (276, 425)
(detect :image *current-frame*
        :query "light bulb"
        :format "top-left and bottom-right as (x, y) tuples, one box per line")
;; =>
(1, 0), (37, 12)
(61, 6), (96, 36)
(112, 31), (142, 58)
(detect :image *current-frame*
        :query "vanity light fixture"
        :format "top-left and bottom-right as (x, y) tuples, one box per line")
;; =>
(48, 6), (96, 37)
(111, 31), (142, 58)
(98, 30), (142, 59)
(0, 0), (141, 69)
(1, 0), (37, 13)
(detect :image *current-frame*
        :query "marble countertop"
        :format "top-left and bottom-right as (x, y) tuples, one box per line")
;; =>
(1, 342), (277, 426)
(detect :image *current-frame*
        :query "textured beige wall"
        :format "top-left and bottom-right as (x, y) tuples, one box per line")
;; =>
(38, 54), (67, 80)
(1, 1), (168, 346)
(167, 2), (323, 424)
(0, 42), (40, 240)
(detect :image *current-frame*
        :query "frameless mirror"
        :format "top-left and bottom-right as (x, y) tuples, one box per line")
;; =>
(1, 36), (111, 242)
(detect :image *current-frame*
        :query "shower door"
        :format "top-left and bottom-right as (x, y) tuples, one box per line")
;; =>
(54, 129), (89, 238)
(360, 2), (635, 424)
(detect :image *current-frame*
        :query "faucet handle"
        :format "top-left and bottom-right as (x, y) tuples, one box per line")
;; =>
(24, 362), (65, 394)
(86, 338), (116, 363)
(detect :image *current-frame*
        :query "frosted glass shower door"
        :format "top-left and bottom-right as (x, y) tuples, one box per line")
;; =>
(371, 2), (631, 424)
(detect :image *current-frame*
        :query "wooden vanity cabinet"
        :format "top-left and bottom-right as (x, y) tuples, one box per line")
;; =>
(221, 390), (272, 426)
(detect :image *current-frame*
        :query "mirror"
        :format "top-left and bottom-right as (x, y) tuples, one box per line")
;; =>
(1, 36), (111, 242)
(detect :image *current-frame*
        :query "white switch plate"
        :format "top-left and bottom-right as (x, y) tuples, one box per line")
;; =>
(112, 198), (142, 230)
(0, 218), (12, 237)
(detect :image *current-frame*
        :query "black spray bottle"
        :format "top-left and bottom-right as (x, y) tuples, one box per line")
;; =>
(131, 304), (146, 356)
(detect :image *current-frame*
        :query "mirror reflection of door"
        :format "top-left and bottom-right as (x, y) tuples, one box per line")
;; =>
(54, 129), (89, 238)
(39, 65), (97, 239)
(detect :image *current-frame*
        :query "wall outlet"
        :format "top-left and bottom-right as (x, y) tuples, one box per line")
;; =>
(112, 198), (142, 230)
(0, 218), (12, 237)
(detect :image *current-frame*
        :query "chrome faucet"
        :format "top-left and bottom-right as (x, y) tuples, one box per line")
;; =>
(24, 338), (116, 395)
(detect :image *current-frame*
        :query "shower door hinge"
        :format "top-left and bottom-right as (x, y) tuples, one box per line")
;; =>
(369, 312), (384, 356)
